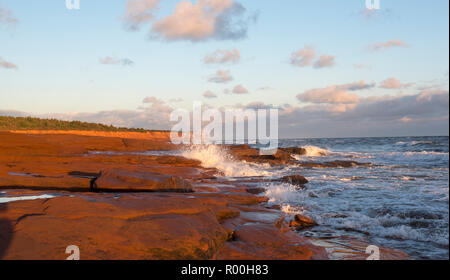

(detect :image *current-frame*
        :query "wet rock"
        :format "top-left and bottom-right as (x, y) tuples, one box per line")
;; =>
(279, 175), (309, 188)
(246, 187), (266, 195)
(267, 204), (281, 210)
(216, 223), (326, 260)
(337, 227), (370, 236)
(323, 161), (371, 168)
(297, 160), (372, 168)
(280, 147), (307, 155)
(308, 192), (319, 198)
(289, 214), (318, 230)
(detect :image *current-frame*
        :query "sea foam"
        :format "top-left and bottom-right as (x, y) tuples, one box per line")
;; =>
(181, 145), (272, 177)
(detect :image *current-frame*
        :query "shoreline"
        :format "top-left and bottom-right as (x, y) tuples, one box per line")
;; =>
(0, 130), (409, 260)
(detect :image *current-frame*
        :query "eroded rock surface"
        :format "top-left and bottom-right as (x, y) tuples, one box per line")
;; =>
(0, 131), (405, 260)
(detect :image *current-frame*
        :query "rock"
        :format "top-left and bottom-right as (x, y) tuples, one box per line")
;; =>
(280, 175), (309, 189)
(267, 204), (281, 210)
(0, 195), (230, 260)
(289, 214), (317, 230)
(308, 192), (319, 198)
(216, 223), (325, 260)
(246, 187), (266, 195)
(297, 160), (372, 168)
(280, 147), (307, 155)
(94, 169), (193, 193)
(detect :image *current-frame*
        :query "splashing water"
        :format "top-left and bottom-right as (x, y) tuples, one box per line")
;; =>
(300, 145), (331, 157)
(181, 145), (273, 177)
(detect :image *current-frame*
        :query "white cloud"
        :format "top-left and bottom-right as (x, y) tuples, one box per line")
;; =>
(314, 55), (335, 68)
(122, 0), (160, 30)
(99, 56), (134, 66)
(204, 48), (240, 64)
(128, 0), (256, 42)
(291, 46), (336, 69)
(298, 87), (359, 105)
(0, 57), (18, 70)
(203, 90), (218, 98)
(232, 84), (249, 94)
(208, 70), (233, 83)
(368, 39), (408, 51)
(0, 4), (18, 27)
(297, 81), (375, 105)
(290, 45), (315, 67)
(380, 77), (414, 89)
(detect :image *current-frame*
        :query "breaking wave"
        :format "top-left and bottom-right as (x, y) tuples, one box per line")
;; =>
(301, 146), (331, 157)
(181, 145), (272, 177)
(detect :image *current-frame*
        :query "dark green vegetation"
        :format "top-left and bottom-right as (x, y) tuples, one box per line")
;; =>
(0, 116), (164, 132)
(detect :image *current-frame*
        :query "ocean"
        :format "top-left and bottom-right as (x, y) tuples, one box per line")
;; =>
(182, 136), (449, 260)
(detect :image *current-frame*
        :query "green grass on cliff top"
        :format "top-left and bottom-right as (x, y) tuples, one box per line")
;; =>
(0, 116), (166, 132)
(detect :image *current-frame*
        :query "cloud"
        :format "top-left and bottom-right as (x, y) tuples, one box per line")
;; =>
(208, 70), (233, 83)
(203, 90), (218, 98)
(297, 87), (359, 105)
(380, 77), (414, 89)
(244, 101), (275, 110)
(0, 57), (18, 70)
(290, 45), (316, 67)
(291, 46), (336, 69)
(297, 81), (375, 105)
(313, 55), (335, 69)
(359, 7), (394, 21)
(281, 90), (449, 137)
(204, 48), (240, 64)
(122, 0), (160, 30)
(339, 80), (376, 91)
(146, 0), (255, 42)
(368, 39), (408, 51)
(143, 96), (164, 104)
(0, 4), (18, 27)
(2, 90), (448, 138)
(99, 56), (134, 66)
(232, 84), (249, 94)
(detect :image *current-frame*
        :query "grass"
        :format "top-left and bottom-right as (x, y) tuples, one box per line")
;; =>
(0, 116), (166, 132)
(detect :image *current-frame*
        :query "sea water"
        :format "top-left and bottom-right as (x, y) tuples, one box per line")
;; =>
(182, 136), (449, 259)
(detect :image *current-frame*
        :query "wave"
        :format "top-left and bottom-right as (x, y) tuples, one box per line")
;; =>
(181, 145), (273, 177)
(301, 146), (330, 157)
(395, 141), (434, 146)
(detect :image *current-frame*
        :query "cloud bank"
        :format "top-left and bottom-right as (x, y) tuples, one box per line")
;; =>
(1, 89), (448, 138)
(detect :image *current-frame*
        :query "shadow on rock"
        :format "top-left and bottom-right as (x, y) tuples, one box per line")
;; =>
(0, 199), (13, 259)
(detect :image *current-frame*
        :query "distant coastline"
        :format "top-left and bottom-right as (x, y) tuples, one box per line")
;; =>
(0, 116), (168, 133)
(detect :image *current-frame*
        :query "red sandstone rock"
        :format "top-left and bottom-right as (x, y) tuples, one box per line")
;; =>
(93, 169), (193, 192)
(289, 214), (318, 230)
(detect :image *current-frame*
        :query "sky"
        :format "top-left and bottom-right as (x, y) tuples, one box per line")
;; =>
(0, 0), (449, 138)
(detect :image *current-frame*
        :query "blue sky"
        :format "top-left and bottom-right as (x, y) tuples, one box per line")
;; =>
(0, 0), (449, 137)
